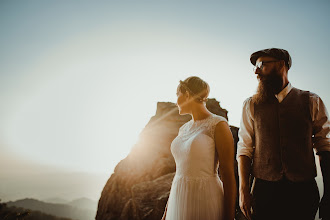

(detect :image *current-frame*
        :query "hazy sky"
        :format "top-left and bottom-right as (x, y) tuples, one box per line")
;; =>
(1, 0), (329, 175)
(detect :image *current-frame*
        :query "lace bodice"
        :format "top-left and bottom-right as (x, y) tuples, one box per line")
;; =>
(171, 114), (228, 178)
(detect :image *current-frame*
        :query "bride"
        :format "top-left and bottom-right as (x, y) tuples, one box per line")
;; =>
(162, 76), (236, 220)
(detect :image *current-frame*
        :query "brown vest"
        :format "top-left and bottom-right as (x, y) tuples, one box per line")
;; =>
(253, 87), (316, 182)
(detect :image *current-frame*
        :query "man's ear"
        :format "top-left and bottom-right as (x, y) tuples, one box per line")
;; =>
(277, 60), (286, 71)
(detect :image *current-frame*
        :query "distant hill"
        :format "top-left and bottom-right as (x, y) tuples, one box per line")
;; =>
(0, 150), (107, 203)
(0, 169), (107, 203)
(45, 198), (69, 204)
(44, 197), (97, 211)
(6, 198), (95, 220)
(0, 201), (72, 220)
(67, 197), (97, 211)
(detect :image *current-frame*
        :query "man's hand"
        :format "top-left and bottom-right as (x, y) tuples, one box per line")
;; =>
(239, 188), (252, 220)
(238, 155), (253, 220)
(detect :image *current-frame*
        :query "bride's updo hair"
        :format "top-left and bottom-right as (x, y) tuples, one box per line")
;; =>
(178, 76), (210, 103)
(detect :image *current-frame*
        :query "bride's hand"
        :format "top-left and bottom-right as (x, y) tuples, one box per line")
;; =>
(239, 188), (252, 220)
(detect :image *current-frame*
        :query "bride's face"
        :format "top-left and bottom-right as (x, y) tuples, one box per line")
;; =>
(176, 89), (190, 115)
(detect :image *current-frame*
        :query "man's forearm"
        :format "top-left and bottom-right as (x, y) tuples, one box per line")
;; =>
(238, 155), (252, 191)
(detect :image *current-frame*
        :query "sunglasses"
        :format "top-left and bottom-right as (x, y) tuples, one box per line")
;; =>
(253, 60), (279, 72)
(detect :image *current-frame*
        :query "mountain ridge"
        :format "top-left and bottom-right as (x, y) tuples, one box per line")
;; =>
(6, 198), (96, 220)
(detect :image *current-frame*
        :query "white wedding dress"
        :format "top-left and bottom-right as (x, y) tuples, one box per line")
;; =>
(165, 114), (226, 220)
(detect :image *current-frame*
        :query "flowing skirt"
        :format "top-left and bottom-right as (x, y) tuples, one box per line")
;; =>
(165, 174), (224, 220)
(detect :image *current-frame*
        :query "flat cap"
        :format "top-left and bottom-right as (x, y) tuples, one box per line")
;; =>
(250, 48), (292, 70)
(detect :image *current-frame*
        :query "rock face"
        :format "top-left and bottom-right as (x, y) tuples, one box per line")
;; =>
(96, 99), (239, 220)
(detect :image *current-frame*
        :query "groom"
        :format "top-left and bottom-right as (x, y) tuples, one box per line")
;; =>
(237, 48), (330, 220)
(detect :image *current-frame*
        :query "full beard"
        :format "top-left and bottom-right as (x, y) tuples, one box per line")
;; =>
(252, 68), (283, 104)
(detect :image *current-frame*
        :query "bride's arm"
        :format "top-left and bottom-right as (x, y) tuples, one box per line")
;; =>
(215, 121), (237, 220)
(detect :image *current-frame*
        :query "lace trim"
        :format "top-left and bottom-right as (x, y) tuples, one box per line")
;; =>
(178, 114), (227, 139)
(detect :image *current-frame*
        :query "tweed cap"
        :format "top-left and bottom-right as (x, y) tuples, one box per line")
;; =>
(250, 48), (292, 70)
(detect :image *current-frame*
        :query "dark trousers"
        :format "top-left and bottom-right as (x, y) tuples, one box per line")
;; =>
(251, 177), (320, 220)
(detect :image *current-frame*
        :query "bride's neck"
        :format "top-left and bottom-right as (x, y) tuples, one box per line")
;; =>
(190, 104), (211, 121)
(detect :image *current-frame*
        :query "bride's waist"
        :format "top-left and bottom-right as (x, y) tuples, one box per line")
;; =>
(174, 172), (219, 180)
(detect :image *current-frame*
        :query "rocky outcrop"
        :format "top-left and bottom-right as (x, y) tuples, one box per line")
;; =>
(96, 99), (239, 220)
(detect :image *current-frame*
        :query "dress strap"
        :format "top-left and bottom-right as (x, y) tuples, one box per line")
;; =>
(208, 115), (228, 138)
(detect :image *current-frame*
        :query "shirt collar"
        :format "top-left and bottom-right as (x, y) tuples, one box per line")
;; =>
(275, 82), (292, 103)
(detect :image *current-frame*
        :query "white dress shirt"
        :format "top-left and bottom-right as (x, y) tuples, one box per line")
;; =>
(237, 82), (330, 160)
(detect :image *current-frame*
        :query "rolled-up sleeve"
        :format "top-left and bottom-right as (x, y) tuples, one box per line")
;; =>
(237, 97), (255, 160)
(311, 93), (330, 153)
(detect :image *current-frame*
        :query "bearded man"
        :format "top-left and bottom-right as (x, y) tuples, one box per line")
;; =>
(237, 48), (330, 220)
